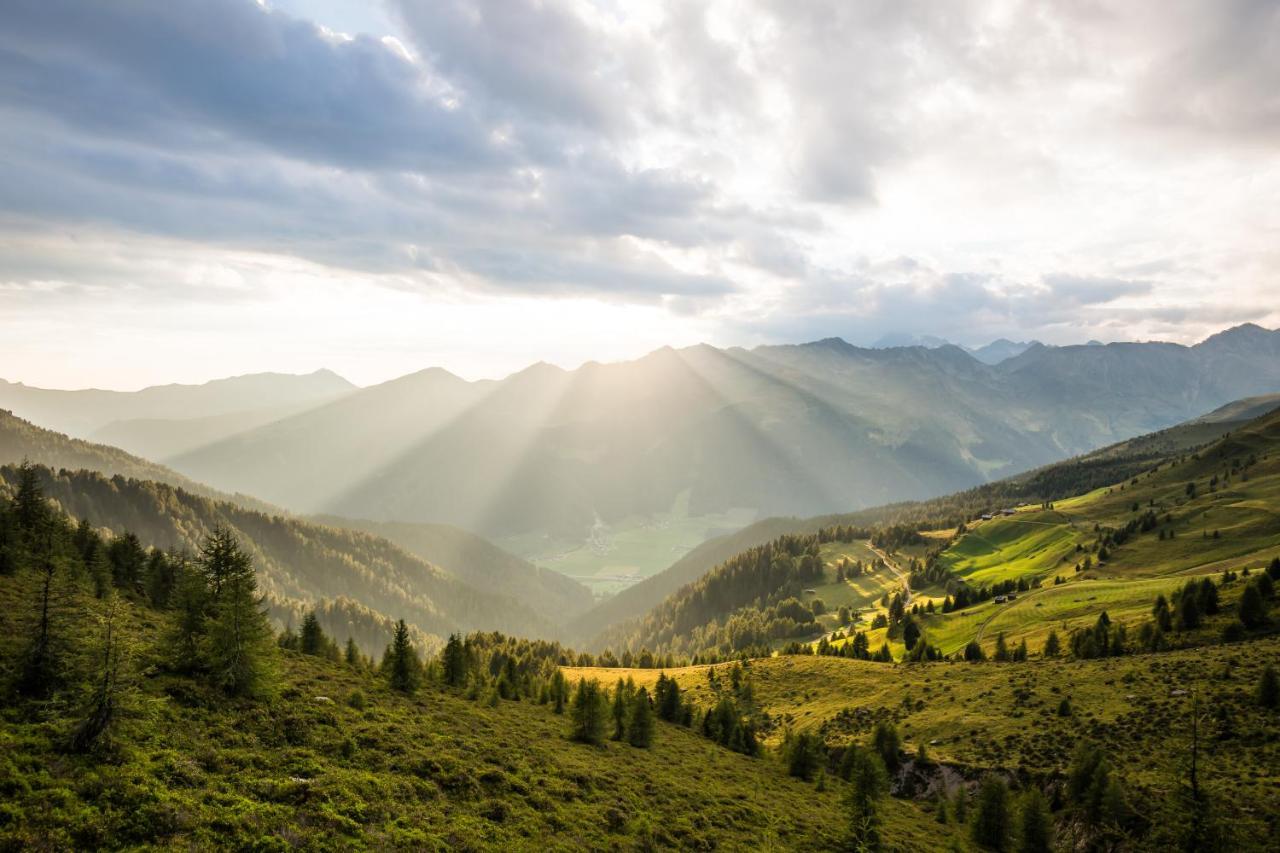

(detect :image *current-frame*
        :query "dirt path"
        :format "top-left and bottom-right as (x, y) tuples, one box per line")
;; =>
(866, 541), (911, 605)
(973, 586), (1051, 642)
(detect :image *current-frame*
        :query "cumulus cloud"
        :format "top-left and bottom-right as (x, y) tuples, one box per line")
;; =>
(0, 0), (1278, 384)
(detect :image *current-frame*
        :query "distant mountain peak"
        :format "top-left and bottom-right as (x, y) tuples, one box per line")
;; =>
(871, 332), (952, 349)
(967, 338), (1042, 365)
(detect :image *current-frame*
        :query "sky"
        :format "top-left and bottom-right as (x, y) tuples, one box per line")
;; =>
(1, 0), (1278, 390)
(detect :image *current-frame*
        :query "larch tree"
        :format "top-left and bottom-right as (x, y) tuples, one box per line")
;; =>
(202, 529), (277, 698)
(971, 775), (1011, 851)
(627, 687), (654, 748)
(570, 679), (607, 745)
(843, 745), (889, 852)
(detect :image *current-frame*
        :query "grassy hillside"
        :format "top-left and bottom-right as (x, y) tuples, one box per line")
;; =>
(563, 636), (1280, 848)
(0, 577), (963, 851)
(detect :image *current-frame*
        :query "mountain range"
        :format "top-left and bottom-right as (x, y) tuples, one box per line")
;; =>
(164, 324), (1280, 541)
(4, 325), (1280, 552)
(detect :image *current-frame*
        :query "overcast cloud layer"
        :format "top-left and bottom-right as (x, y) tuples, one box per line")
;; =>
(1, 0), (1277, 388)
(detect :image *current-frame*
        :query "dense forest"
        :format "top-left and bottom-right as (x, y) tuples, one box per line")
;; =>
(0, 463), (556, 656)
(596, 528), (870, 657)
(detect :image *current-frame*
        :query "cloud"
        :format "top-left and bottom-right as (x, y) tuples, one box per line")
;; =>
(0, 0), (1278, 383)
(1041, 275), (1153, 305)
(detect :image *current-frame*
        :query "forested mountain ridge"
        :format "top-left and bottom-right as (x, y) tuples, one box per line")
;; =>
(309, 515), (595, 623)
(0, 464), (556, 655)
(161, 325), (1280, 541)
(0, 409), (589, 633)
(0, 409), (275, 511)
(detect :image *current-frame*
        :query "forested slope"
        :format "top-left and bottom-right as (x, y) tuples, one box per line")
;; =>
(0, 464), (556, 654)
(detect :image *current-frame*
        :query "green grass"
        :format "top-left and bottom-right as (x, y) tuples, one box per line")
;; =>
(896, 419), (1280, 656)
(567, 634), (1280, 848)
(0, 577), (965, 851)
(939, 512), (1081, 585)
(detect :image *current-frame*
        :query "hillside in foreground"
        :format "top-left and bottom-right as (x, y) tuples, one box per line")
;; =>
(0, 576), (960, 851)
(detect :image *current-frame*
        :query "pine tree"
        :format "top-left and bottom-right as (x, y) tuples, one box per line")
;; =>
(13, 460), (50, 539)
(611, 679), (627, 741)
(1239, 582), (1266, 628)
(199, 525), (249, 602)
(1042, 630), (1060, 657)
(385, 619), (420, 694)
(1257, 665), (1279, 709)
(107, 532), (147, 594)
(165, 560), (209, 673)
(69, 591), (134, 753)
(1016, 788), (1052, 853)
(994, 632), (1009, 662)
(843, 745), (889, 851)
(551, 669), (567, 715)
(785, 730), (823, 780)
(345, 636), (360, 667)
(971, 775), (1011, 851)
(203, 530), (276, 698)
(145, 549), (177, 608)
(570, 679), (607, 745)
(87, 541), (112, 599)
(872, 720), (900, 772)
(442, 632), (467, 686)
(299, 610), (325, 656)
(627, 687), (654, 748)
(17, 527), (72, 699)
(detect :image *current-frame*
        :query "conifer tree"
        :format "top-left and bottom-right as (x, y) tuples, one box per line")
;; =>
(69, 591), (134, 753)
(87, 541), (112, 599)
(1238, 582), (1266, 628)
(843, 745), (888, 851)
(1257, 664), (1279, 709)
(203, 530), (276, 698)
(442, 632), (467, 686)
(1042, 629), (1060, 657)
(300, 610), (325, 656)
(627, 687), (654, 748)
(872, 720), (901, 772)
(17, 526), (72, 699)
(570, 679), (607, 745)
(145, 549), (177, 608)
(345, 636), (360, 668)
(611, 679), (627, 741)
(165, 559), (209, 673)
(13, 460), (50, 540)
(107, 532), (147, 594)
(551, 669), (567, 715)
(385, 619), (420, 694)
(994, 632), (1009, 662)
(971, 775), (1011, 851)
(1016, 788), (1052, 853)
